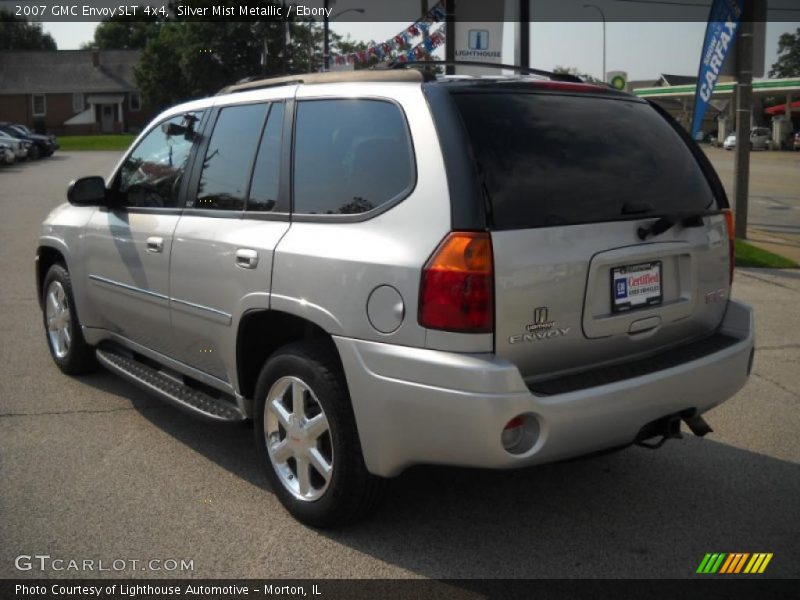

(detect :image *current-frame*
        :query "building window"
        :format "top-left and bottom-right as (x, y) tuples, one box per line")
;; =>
(129, 92), (141, 111)
(72, 93), (84, 113)
(32, 95), (46, 117)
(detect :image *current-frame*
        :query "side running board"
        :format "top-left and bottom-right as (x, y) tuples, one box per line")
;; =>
(96, 348), (246, 423)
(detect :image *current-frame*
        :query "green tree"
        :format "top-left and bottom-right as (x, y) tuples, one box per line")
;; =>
(135, 19), (317, 110)
(769, 27), (800, 78)
(83, 15), (162, 50)
(0, 10), (57, 50)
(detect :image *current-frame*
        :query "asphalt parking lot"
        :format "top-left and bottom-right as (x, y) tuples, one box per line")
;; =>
(1, 151), (798, 580)
(704, 146), (800, 235)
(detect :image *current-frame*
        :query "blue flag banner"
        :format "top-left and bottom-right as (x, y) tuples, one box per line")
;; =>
(691, 0), (745, 140)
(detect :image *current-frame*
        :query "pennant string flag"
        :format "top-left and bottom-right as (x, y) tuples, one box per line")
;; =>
(330, 1), (446, 66)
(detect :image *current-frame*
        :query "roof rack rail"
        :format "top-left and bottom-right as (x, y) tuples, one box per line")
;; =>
(217, 69), (427, 95)
(386, 60), (584, 83)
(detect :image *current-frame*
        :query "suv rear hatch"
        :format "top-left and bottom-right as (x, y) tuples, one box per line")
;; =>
(448, 83), (731, 384)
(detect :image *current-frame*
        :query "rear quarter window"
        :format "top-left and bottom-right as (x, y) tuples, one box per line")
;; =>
(292, 99), (414, 216)
(450, 91), (718, 230)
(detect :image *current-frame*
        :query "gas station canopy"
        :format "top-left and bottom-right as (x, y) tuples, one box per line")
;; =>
(632, 77), (800, 100)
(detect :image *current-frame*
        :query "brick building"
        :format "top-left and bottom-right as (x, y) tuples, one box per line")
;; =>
(0, 50), (151, 135)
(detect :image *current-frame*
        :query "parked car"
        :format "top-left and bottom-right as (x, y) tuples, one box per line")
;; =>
(0, 130), (30, 161)
(723, 133), (737, 150)
(0, 142), (14, 165)
(750, 127), (770, 150)
(723, 128), (771, 151)
(37, 68), (754, 527)
(0, 123), (57, 159)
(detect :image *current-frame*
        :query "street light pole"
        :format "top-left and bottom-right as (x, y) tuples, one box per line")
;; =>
(584, 4), (606, 82)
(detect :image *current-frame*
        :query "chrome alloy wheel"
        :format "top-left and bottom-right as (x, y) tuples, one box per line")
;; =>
(45, 281), (72, 359)
(264, 376), (334, 502)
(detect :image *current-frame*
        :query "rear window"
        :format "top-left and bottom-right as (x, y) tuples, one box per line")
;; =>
(450, 92), (717, 230)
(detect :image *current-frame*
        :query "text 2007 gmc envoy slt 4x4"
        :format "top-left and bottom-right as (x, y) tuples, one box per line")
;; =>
(37, 68), (754, 526)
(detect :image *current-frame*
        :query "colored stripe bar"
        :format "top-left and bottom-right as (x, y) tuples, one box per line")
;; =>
(744, 554), (760, 574)
(734, 553), (750, 573)
(719, 554), (736, 574)
(710, 553), (726, 574)
(697, 553), (713, 573)
(750, 554), (767, 573)
(758, 553), (773, 573)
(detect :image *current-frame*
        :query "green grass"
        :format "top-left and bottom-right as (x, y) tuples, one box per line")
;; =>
(58, 135), (136, 151)
(735, 239), (799, 268)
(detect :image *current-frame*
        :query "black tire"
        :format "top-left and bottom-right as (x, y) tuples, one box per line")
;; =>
(253, 340), (384, 527)
(41, 263), (98, 374)
(28, 145), (41, 160)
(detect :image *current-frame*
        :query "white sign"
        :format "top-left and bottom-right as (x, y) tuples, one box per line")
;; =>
(607, 71), (628, 90)
(454, 21), (504, 75)
(451, 0), (506, 76)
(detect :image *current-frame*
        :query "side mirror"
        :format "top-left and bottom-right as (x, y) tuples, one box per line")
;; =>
(67, 176), (108, 206)
(162, 121), (196, 141)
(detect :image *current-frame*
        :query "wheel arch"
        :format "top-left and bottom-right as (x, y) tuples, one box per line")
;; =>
(36, 242), (69, 309)
(236, 309), (343, 402)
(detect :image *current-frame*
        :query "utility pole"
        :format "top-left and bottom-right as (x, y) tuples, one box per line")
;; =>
(323, 0), (330, 70)
(519, 0), (530, 69)
(445, 0), (455, 75)
(733, 3), (754, 239)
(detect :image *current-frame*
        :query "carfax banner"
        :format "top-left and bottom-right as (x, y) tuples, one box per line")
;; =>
(690, 0), (744, 140)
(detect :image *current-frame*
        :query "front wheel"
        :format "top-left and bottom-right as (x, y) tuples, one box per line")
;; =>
(253, 341), (384, 527)
(42, 264), (97, 374)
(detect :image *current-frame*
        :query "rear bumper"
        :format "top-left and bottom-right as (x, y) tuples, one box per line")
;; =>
(334, 300), (754, 477)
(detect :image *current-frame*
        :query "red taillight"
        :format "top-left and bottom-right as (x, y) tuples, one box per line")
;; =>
(724, 209), (735, 283)
(419, 231), (494, 333)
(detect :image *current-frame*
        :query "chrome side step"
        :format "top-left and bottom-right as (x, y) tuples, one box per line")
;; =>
(96, 348), (246, 423)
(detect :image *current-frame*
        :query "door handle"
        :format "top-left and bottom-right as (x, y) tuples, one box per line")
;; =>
(235, 248), (259, 269)
(146, 236), (164, 253)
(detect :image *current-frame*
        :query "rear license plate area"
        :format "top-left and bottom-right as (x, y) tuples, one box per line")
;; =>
(611, 261), (663, 313)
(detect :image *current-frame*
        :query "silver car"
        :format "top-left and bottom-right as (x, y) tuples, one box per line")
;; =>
(37, 69), (754, 527)
(0, 130), (29, 160)
(0, 142), (14, 164)
(724, 127), (771, 150)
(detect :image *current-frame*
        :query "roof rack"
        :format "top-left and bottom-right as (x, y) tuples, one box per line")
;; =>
(217, 69), (426, 95)
(217, 60), (586, 95)
(387, 60), (584, 83)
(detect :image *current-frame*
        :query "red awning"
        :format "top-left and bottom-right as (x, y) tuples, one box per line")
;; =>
(765, 101), (800, 115)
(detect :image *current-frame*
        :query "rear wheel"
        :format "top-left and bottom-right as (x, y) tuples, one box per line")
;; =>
(42, 264), (97, 374)
(253, 341), (384, 527)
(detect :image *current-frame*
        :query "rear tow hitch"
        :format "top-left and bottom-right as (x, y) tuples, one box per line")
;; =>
(635, 415), (683, 449)
(634, 412), (713, 450)
(683, 413), (713, 437)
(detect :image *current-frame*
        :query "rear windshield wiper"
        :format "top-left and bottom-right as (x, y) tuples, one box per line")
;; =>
(636, 209), (724, 241)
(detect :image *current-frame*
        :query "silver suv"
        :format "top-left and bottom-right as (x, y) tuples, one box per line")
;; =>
(37, 69), (754, 527)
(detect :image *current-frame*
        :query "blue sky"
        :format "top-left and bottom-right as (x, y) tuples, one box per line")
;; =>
(41, 20), (799, 81)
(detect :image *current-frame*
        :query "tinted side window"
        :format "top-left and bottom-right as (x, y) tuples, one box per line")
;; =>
(293, 99), (413, 215)
(247, 102), (284, 212)
(195, 103), (267, 211)
(117, 112), (203, 208)
(451, 92), (717, 230)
